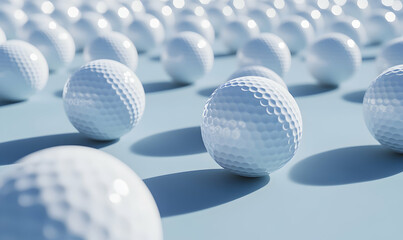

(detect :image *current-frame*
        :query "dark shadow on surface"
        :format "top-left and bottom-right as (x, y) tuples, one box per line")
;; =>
(150, 55), (160, 61)
(144, 169), (270, 217)
(54, 90), (63, 98)
(288, 84), (337, 97)
(197, 86), (218, 97)
(0, 99), (23, 107)
(214, 51), (235, 58)
(0, 133), (116, 165)
(343, 90), (365, 104)
(289, 145), (403, 186)
(131, 126), (206, 157)
(143, 81), (188, 93)
(362, 56), (376, 61)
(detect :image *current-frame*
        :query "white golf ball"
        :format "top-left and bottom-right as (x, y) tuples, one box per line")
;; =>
(146, 4), (175, 35)
(363, 64), (403, 153)
(84, 32), (138, 71)
(161, 31), (214, 84)
(18, 14), (54, 40)
(276, 15), (315, 55)
(201, 76), (303, 177)
(0, 4), (27, 39)
(294, 7), (325, 34)
(0, 27), (6, 43)
(307, 33), (362, 86)
(228, 65), (288, 89)
(319, 5), (344, 28)
(70, 12), (112, 50)
(0, 40), (48, 101)
(28, 22), (75, 71)
(123, 0), (146, 16)
(103, 4), (133, 32)
(205, 4), (235, 36)
(328, 16), (367, 46)
(221, 16), (260, 52)
(177, 2), (208, 19)
(63, 59), (145, 140)
(247, 3), (280, 33)
(175, 16), (215, 44)
(377, 37), (403, 73)
(0, 145), (163, 240)
(237, 33), (291, 77)
(51, 4), (81, 29)
(365, 10), (399, 45)
(340, 0), (371, 21)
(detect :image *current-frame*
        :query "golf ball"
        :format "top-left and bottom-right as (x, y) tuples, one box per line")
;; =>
(0, 145), (163, 240)
(28, 22), (75, 71)
(328, 16), (367, 47)
(221, 16), (260, 52)
(63, 59), (145, 140)
(175, 16), (215, 44)
(125, 13), (164, 53)
(294, 7), (325, 34)
(146, 4), (175, 35)
(306, 33), (361, 86)
(161, 31), (214, 84)
(18, 14), (54, 40)
(205, 4), (235, 36)
(51, 4), (81, 30)
(363, 64), (403, 153)
(228, 65), (287, 89)
(276, 15), (315, 55)
(0, 4), (27, 39)
(103, 4), (133, 32)
(237, 33), (291, 77)
(201, 76), (303, 177)
(247, 3), (280, 33)
(84, 31), (138, 71)
(365, 10), (399, 45)
(377, 37), (403, 73)
(0, 40), (48, 101)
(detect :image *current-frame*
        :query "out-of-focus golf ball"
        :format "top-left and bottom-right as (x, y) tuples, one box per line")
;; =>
(70, 12), (112, 50)
(0, 27), (6, 43)
(51, 3), (81, 30)
(205, 4), (235, 36)
(84, 31), (138, 71)
(328, 16), (367, 46)
(365, 10), (399, 45)
(377, 37), (403, 73)
(175, 16), (215, 44)
(0, 40), (48, 101)
(63, 59), (145, 140)
(146, 4), (175, 35)
(103, 4), (133, 32)
(363, 65), (403, 153)
(228, 65), (287, 89)
(0, 4), (27, 39)
(161, 31), (214, 84)
(221, 16), (260, 52)
(18, 14), (54, 40)
(307, 33), (361, 86)
(295, 7), (325, 34)
(276, 16), (315, 55)
(237, 33), (291, 77)
(125, 14), (164, 53)
(177, 2), (208, 20)
(341, 0), (370, 21)
(201, 76), (303, 177)
(28, 22), (75, 71)
(247, 3), (280, 33)
(0, 145), (163, 240)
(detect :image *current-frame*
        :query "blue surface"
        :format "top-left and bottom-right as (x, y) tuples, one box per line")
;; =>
(1, 43), (403, 240)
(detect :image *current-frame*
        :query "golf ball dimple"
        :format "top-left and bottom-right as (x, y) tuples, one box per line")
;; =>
(377, 37), (403, 73)
(84, 31), (138, 71)
(276, 15), (315, 55)
(306, 33), (362, 86)
(247, 3), (280, 33)
(161, 31), (214, 84)
(0, 40), (48, 101)
(328, 16), (367, 47)
(0, 145), (163, 240)
(28, 22), (75, 71)
(221, 16), (260, 52)
(201, 76), (303, 177)
(237, 33), (291, 77)
(0, 4), (27, 39)
(175, 16), (215, 44)
(363, 65), (403, 153)
(228, 65), (288, 90)
(365, 9), (399, 45)
(0, 27), (6, 43)
(63, 59), (145, 141)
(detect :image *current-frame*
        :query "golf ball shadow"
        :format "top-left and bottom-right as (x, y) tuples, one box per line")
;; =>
(342, 90), (366, 104)
(289, 145), (403, 186)
(142, 81), (189, 93)
(144, 169), (270, 217)
(287, 83), (337, 97)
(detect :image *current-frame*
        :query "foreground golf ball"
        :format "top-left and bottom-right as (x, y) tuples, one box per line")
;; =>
(228, 65), (287, 89)
(0, 146), (163, 240)
(276, 16), (315, 55)
(63, 59), (145, 140)
(28, 22), (75, 71)
(125, 13), (164, 53)
(161, 32), (214, 84)
(363, 65), (403, 153)
(376, 37), (403, 73)
(84, 32), (138, 71)
(307, 33), (361, 86)
(0, 40), (48, 101)
(221, 16), (260, 52)
(238, 33), (291, 77)
(328, 17), (367, 47)
(175, 16), (215, 44)
(201, 76), (303, 177)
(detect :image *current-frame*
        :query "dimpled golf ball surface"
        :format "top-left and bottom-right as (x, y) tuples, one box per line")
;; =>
(363, 65), (403, 153)
(238, 33), (291, 77)
(201, 76), (303, 177)
(161, 32), (213, 84)
(307, 33), (361, 86)
(84, 32), (138, 71)
(228, 65), (287, 89)
(376, 37), (403, 73)
(0, 146), (163, 240)
(63, 59), (145, 141)
(0, 40), (48, 101)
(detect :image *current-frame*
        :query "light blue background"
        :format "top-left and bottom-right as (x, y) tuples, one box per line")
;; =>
(1, 43), (402, 240)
